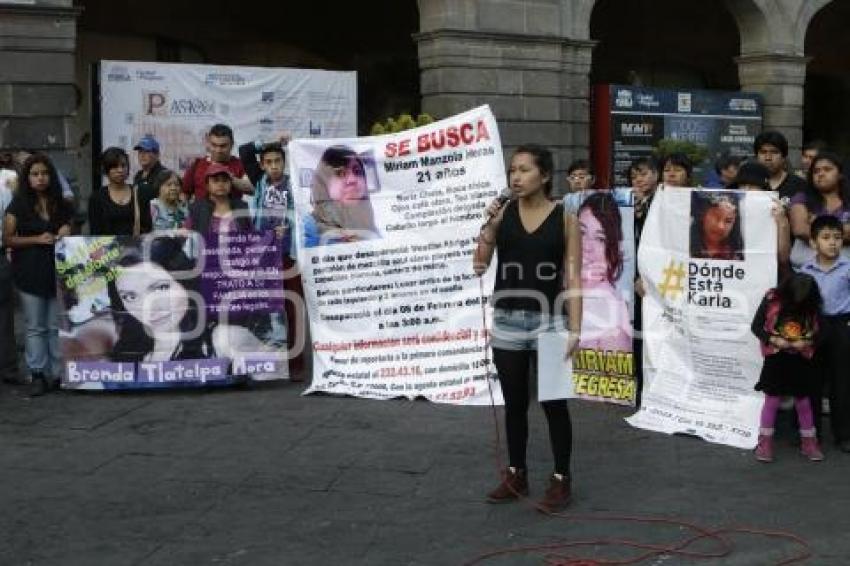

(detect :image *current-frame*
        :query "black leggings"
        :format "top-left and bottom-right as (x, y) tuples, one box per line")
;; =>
(493, 347), (573, 475)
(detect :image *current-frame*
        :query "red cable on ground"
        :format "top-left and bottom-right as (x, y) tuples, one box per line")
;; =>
(469, 279), (814, 566)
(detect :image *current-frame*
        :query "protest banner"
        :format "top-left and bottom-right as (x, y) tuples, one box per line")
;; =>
(290, 106), (503, 404)
(545, 188), (636, 405)
(56, 232), (288, 389)
(626, 188), (777, 449)
(97, 60), (356, 174)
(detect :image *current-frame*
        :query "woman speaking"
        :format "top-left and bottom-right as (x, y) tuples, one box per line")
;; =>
(473, 144), (582, 513)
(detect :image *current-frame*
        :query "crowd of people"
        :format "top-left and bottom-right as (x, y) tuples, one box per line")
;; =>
(477, 131), (849, 512)
(0, 123), (309, 396)
(2, 121), (849, 510)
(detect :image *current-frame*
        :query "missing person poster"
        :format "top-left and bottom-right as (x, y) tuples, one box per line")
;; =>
(626, 188), (776, 449)
(56, 233), (288, 389)
(541, 189), (636, 405)
(290, 106), (503, 404)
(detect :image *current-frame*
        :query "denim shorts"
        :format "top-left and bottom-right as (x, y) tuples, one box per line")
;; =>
(490, 308), (569, 351)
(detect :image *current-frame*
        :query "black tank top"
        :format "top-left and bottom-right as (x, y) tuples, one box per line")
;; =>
(493, 200), (565, 313)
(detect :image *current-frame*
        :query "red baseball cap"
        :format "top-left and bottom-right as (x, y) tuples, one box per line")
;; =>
(204, 162), (233, 180)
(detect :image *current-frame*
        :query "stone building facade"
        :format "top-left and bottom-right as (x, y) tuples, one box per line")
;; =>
(0, 0), (844, 200)
(416, 0), (836, 176)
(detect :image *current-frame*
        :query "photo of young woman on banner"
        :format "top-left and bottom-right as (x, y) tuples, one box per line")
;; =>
(301, 145), (382, 248)
(562, 189), (636, 406)
(57, 232), (287, 389)
(627, 187), (776, 449)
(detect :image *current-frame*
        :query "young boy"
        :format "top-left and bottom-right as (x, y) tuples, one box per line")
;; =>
(238, 139), (305, 376)
(566, 159), (594, 193)
(799, 215), (850, 451)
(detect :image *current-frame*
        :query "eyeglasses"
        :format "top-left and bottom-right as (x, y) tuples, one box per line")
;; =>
(568, 174), (592, 181)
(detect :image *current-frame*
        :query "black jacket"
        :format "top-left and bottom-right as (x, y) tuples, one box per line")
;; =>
(133, 161), (165, 233)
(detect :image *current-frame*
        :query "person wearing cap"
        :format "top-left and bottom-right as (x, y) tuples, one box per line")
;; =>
(182, 123), (253, 201)
(133, 135), (165, 233)
(185, 162), (251, 235)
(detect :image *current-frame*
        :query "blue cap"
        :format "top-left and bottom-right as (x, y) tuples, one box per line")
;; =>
(133, 135), (160, 153)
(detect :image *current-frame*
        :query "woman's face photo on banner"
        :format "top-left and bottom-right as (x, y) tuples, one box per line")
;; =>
(301, 144), (382, 248)
(690, 191), (745, 262)
(107, 238), (207, 363)
(113, 261), (191, 336)
(577, 192), (632, 352)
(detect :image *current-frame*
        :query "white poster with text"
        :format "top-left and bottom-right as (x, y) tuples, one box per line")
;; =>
(290, 106), (504, 404)
(627, 188), (777, 449)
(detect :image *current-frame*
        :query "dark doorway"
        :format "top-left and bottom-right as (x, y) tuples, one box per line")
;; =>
(589, 0), (740, 90)
(76, 0), (421, 134)
(805, 1), (850, 156)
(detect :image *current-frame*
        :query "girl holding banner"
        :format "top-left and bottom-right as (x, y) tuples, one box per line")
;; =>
(473, 144), (582, 513)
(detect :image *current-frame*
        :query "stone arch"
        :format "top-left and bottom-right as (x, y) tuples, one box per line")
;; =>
(802, 0), (849, 153)
(722, 0), (772, 54)
(799, 0), (836, 47)
(570, 0), (769, 47)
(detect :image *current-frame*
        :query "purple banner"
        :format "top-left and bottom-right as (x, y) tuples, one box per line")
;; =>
(200, 231), (285, 315)
(137, 359), (230, 384)
(56, 234), (289, 390)
(66, 361), (136, 384)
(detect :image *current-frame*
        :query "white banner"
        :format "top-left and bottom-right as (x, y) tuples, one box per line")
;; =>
(290, 106), (503, 404)
(627, 188), (777, 449)
(99, 60), (356, 173)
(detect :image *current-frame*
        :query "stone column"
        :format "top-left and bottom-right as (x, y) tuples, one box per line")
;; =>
(735, 54), (809, 161)
(415, 0), (595, 196)
(0, 1), (81, 195)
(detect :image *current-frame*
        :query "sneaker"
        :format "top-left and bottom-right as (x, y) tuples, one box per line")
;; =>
(755, 434), (774, 463)
(538, 474), (571, 513)
(486, 468), (528, 503)
(29, 373), (48, 397)
(800, 437), (824, 461)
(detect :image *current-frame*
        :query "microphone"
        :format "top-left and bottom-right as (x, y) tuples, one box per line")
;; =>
(483, 188), (512, 226)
